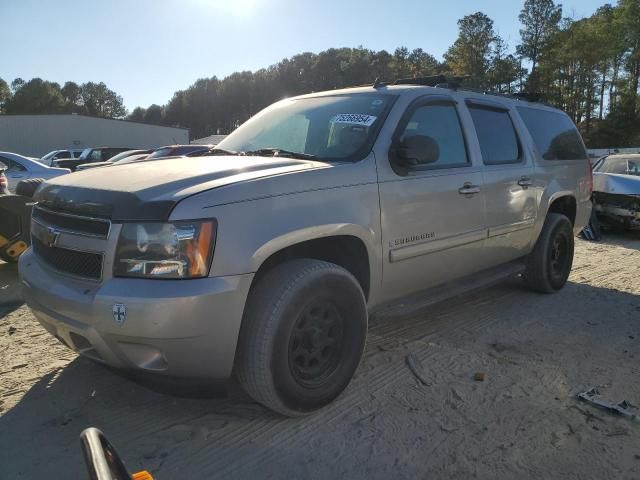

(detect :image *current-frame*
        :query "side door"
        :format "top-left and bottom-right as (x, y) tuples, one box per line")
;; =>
(0, 157), (31, 192)
(376, 95), (488, 304)
(465, 99), (538, 265)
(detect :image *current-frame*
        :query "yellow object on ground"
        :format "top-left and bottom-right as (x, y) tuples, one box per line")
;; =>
(132, 471), (154, 480)
(5, 240), (27, 258)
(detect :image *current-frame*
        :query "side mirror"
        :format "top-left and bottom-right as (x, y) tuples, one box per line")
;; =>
(393, 135), (439, 166)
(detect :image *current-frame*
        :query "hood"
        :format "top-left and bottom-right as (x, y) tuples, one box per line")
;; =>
(34, 156), (329, 221)
(593, 172), (640, 196)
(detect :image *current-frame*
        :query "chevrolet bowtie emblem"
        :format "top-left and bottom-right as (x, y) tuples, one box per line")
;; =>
(45, 227), (60, 248)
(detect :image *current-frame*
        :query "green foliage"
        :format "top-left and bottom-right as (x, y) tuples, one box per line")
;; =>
(10, 78), (25, 92)
(61, 81), (82, 108)
(517, 0), (562, 75)
(444, 12), (496, 88)
(157, 46), (444, 138)
(2, 78), (126, 119)
(128, 106), (146, 122)
(4, 78), (65, 114)
(143, 104), (163, 125)
(80, 82), (127, 118)
(0, 78), (11, 113)
(535, 0), (640, 146)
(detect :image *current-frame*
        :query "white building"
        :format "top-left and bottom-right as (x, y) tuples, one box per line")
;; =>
(0, 114), (189, 157)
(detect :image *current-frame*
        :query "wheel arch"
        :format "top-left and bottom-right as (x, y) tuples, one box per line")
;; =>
(250, 225), (375, 301)
(547, 193), (577, 226)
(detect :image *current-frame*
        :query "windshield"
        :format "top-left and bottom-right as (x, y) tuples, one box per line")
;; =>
(78, 148), (92, 160)
(41, 151), (57, 161)
(595, 156), (640, 176)
(217, 93), (395, 161)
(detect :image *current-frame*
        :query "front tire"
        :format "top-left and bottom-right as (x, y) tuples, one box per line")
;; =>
(524, 213), (574, 293)
(236, 259), (368, 417)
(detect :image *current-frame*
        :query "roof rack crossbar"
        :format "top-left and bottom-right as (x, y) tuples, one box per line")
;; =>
(354, 76), (545, 105)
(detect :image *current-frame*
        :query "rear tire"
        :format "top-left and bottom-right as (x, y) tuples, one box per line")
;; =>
(524, 213), (574, 293)
(236, 259), (368, 417)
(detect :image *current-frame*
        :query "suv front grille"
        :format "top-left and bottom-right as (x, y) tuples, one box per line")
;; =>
(32, 206), (110, 238)
(32, 237), (103, 280)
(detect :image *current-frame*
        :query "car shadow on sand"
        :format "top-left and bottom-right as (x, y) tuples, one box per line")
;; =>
(595, 228), (640, 249)
(0, 260), (22, 317)
(1, 277), (639, 479)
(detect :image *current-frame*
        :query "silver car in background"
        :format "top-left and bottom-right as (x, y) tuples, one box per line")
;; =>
(592, 154), (640, 229)
(40, 149), (84, 166)
(0, 151), (70, 192)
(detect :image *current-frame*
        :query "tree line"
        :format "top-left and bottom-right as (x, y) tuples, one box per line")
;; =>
(1, 0), (639, 147)
(0, 78), (126, 119)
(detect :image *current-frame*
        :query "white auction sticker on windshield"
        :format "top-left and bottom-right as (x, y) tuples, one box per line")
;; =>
(332, 113), (377, 127)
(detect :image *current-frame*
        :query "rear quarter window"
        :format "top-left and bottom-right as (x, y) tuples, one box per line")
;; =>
(516, 107), (587, 160)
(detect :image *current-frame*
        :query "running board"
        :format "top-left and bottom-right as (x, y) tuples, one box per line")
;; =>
(372, 260), (526, 320)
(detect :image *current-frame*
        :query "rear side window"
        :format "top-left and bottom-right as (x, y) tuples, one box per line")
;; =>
(517, 107), (587, 160)
(0, 157), (26, 172)
(468, 104), (520, 165)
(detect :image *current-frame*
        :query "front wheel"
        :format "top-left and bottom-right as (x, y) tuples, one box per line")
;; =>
(524, 213), (574, 293)
(236, 259), (368, 416)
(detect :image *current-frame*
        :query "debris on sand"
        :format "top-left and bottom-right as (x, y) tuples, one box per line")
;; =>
(474, 372), (486, 382)
(577, 388), (640, 424)
(405, 354), (432, 386)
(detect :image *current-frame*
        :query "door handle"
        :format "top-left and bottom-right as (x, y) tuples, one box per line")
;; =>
(518, 177), (533, 188)
(458, 182), (480, 195)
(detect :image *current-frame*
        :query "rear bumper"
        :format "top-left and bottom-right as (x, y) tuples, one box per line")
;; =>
(19, 248), (253, 379)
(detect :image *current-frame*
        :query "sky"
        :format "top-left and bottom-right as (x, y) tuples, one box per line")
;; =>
(2, 0), (607, 111)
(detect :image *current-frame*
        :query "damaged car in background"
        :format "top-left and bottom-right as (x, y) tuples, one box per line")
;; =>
(592, 154), (640, 230)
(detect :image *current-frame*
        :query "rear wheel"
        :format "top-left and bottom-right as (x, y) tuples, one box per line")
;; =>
(524, 213), (574, 293)
(236, 259), (367, 416)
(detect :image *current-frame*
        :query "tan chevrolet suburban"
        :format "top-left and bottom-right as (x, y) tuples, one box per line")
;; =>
(19, 78), (592, 416)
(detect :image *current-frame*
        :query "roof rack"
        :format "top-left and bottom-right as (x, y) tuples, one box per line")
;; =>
(393, 75), (465, 90)
(366, 76), (544, 104)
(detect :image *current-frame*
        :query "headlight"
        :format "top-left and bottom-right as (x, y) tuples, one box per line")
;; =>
(114, 221), (216, 279)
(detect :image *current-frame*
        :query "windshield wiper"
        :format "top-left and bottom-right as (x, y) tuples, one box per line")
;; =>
(244, 148), (317, 160)
(202, 148), (243, 156)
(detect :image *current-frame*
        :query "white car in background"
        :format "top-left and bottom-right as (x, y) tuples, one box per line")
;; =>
(0, 152), (71, 192)
(40, 149), (84, 166)
(75, 149), (153, 171)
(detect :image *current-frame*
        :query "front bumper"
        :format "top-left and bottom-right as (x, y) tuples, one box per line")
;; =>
(19, 248), (253, 379)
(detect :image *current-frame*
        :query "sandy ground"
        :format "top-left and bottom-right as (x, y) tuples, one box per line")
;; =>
(1, 232), (639, 479)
